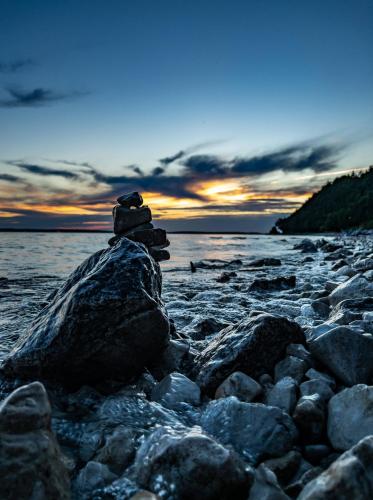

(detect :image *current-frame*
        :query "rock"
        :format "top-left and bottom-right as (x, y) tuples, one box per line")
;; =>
(148, 247), (170, 262)
(151, 372), (200, 410)
(308, 326), (373, 386)
(196, 314), (304, 395)
(250, 276), (296, 292)
(74, 461), (117, 497)
(266, 376), (297, 414)
(3, 238), (170, 384)
(285, 467), (323, 497)
(328, 297), (373, 324)
(305, 368), (336, 389)
(328, 384), (373, 451)
(298, 435), (373, 499)
(286, 343), (313, 365)
(329, 274), (373, 306)
(263, 450), (302, 486)
(148, 339), (192, 380)
(310, 299), (330, 318)
(126, 228), (168, 247)
(94, 426), (137, 474)
(248, 465), (290, 499)
(0, 382), (70, 500)
(117, 191), (143, 207)
(201, 396), (298, 464)
(303, 445), (332, 465)
(134, 426), (254, 500)
(113, 205), (152, 234)
(322, 242), (343, 253)
(274, 355), (308, 383)
(215, 371), (262, 402)
(354, 257), (373, 272)
(294, 239), (317, 253)
(188, 316), (231, 340)
(91, 476), (139, 499)
(130, 491), (160, 500)
(293, 394), (325, 444)
(300, 379), (334, 402)
(249, 258), (282, 267)
(216, 271), (237, 283)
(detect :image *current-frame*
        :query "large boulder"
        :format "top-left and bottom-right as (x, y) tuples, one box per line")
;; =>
(134, 426), (254, 500)
(328, 385), (373, 451)
(298, 435), (373, 499)
(196, 314), (304, 395)
(329, 274), (373, 306)
(201, 396), (298, 465)
(308, 326), (373, 386)
(0, 382), (70, 499)
(2, 238), (170, 384)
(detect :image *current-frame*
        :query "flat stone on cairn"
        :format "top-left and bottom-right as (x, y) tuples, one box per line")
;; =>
(111, 192), (170, 262)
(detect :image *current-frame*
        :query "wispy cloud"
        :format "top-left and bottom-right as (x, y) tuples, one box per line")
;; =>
(0, 59), (35, 73)
(6, 161), (80, 179)
(0, 87), (89, 108)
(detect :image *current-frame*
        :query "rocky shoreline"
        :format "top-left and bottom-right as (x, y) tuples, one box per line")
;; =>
(0, 193), (372, 499)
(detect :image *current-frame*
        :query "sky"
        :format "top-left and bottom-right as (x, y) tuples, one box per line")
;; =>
(0, 0), (372, 232)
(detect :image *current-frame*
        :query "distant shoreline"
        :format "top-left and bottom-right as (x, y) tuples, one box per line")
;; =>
(0, 228), (262, 235)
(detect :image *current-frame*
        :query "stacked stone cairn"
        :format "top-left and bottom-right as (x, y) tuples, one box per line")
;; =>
(108, 191), (170, 262)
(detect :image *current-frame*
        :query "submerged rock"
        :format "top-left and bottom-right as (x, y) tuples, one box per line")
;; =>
(2, 238), (170, 384)
(0, 382), (70, 500)
(134, 426), (254, 500)
(196, 314), (304, 395)
(201, 396), (298, 464)
(250, 276), (296, 292)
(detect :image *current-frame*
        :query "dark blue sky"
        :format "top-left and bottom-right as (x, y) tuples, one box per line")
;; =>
(0, 0), (372, 231)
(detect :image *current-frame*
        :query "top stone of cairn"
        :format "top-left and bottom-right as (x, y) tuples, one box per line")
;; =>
(117, 191), (143, 208)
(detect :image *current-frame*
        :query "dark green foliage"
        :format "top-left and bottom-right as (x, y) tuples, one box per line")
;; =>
(272, 166), (373, 233)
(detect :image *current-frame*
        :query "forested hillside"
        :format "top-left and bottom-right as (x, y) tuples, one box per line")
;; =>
(272, 166), (373, 233)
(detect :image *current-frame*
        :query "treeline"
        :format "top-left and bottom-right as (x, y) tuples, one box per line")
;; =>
(272, 166), (373, 234)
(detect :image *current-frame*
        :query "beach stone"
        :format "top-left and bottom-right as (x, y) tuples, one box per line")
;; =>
(148, 247), (170, 262)
(201, 396), (298, 464)
(286, 343), (313, 364)
(94, 426), (137, 474)
(249, 258), (282, 267)
(263, 450), (302, 485)
(305, 368), (336, 389)
(298, 435), (373, 499)
(274, 355), (308, 383)
(74, 461), (117, 497)
(248, 464), (290, 499)
(250, 276), (296, 291)
(117, 191), (143, 207)
(285, 467), (323, 497)
(293, 394), (325, 443)
(294, 239), (317, 253)
(3, 238), (170, 384)
(300, 379), (334, 402)
(151, 372), (200, 410)
(303, 445), (332, 465)
(308, 326), (373, 386)
(266, 376), (297, 414)
(134, 426), (254, 500)
(0, 382), (70, 500)
(126, 228), (168, 248)
(113, 205), (152, 234)
(329, 274), (373, 306)
(328, 384), (373, 451)
(215, 371), (262, 402)
(196, 314), (304, 395)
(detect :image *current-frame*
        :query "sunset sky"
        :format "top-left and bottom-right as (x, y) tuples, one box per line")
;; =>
(0, 0), (372, 232)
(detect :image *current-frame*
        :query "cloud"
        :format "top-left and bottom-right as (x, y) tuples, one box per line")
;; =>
(0, 59), (35, 73)
(7, 161), (80, 179)
(0, 87), (88, 108)
(159, 150), (185, 165)
(0, 173), (23, 182)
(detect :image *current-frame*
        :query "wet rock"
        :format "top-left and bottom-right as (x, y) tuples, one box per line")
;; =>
(266, 376), (297, 414)
(94, 426), (137, 474)
(250, 276), (296, 292)
(215, 371), (262, 402)
(274, 355), (308, 383)
(134, 426), (254, 500)
(193, 258), (243, 270)
(249, 258), (282, 267)
(216, 271), (237, 283)
(285, 467), (323, 497)
(294, 239), (317, 253)
(0, 382), (70, 500)
(293, 394), (325, 444)
(328, 384), (373, 451)
(286, 343), (313, 364)
(201, 396), (298, 464)
(299, 379), (334, 402)
(126, 228), (168, 248)
(328, 296), (373, 324)
(263, 450), (302, 486)
(188, 316), (231, 340)
(196, 314), (304, 395)
(151, 372), (201, 410)
(298, 435), (373, 499)
(148, 247), (170, 262)
(74, 461), (117, 498)
(329, 274), (373, 306)
(92, 476), (139, 499)
(113, 205), (152, 234)
(148, 339), (192, 380)
(308, 326), (373, 386)
(3, 238), (170, 384)
(117, 191), (143, 208)
(130, 492), (160, 500)
(248, 465), (290, 499)
(303, 445), (332, 465)
(305, 368), (336, 389)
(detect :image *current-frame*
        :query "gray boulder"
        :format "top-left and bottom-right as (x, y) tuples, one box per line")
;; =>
(151, 372), (201, 410)
(298, 435), (373, 499)
(329, 274), (373, 306)
(308, 326), (373, 386)
(74, 461), (117, 498)
(300, 379), (334, 402)
(0, 382), (70, 500)
(274, 355), (308, 383)
(328, 384), (373, 451)
(3, 238), (170, 384)
(215, 371), (262, 402)
(293, 394), (325, 444)
(248, 465), (290, 499)
(266, 376), (297, 414)
(201, 396), (298, 464)
(134, 426), (254, 500)
(196, 314), (304, 395)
